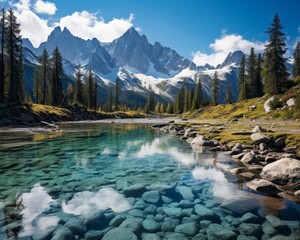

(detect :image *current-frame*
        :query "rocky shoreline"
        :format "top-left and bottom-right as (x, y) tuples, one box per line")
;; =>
(152, 122), (300, 203)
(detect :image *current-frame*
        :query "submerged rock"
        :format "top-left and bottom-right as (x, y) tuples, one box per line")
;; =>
(175, 222), (199, 236)
(247, 178), (279, 196)
(123, 184), (146, 197)
(220, 198), (260, 214)
(102, 228), (138, 240)
(176, 186), (195, 201)
(206, 223), (237, 240)
(142, 190), (160, 204)
(51, 226), (75, 240)
(142, 219), (160, 232)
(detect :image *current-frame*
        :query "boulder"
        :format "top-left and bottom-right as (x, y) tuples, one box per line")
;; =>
(84, 230), (104, 240)
(109, 215), (126, 227)
(161, 218), (180, 231)
(251, 133), (271, 145)
(163, 233), (189, 240)
(252, 125), (267, 133)
(65, 218), (86, 236)
(220, 198), (260, 214)
(51, 227), (75, 240)
(247, 178), (279, 195)
(240, 212), (260, 224)
(102, 228), (137, 240)
(175, 222), (199, 236)
(248, 105), (257, 111)
(163, 207), (183, 219)
(142, 191), (160, 204)
(286, 98), (295, 107)
(119, 218), (143, 234)
(260, 158), (300, 185)
(265, 215), (282, 228)
(142, 219), (160, 232)
(142, 233), (161, 240)
(259, 143), (268, 151)
(191, 135), (218, 148)
(262, 221), (278, 235)
(240, 153), (259, 167)
(123, 184), (146, 197)
(194, 205), (219, 222)
(274, 137), (286, 149)
(238, 223), (262, 237)
(206, 223), (237, 240)
(176, 186), (194, 201)
(264, 96), (275, 113)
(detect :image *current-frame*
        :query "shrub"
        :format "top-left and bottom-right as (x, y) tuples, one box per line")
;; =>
(269, 97), (283, 110)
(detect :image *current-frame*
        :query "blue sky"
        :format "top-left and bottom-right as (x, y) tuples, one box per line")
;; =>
(2, 0), (300, 66)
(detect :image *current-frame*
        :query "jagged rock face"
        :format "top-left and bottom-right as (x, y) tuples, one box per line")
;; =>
(109, 28), (196, 74)
(217, 50), (244, 69)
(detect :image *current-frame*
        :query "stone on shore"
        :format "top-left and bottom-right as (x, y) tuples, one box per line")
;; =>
(247, 178), (279, 195)
(251, 133), (271, 145)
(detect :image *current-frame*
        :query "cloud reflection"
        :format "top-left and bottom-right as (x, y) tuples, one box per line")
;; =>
(62, 188), (131, 216)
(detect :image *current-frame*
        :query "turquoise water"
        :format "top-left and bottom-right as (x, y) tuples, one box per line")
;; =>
(0, 123), (299, 240)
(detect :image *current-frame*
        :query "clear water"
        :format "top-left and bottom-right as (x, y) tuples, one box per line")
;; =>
(0, 123), (299, 240)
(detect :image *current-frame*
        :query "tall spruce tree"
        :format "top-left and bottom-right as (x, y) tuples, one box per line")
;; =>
(292, 42), (300, 78)
(226, 85), (232, 104)
(184, 91), (189, 112)
(114, 77), (120, 110)
(86, 68), (93, 109)
(193, 79), (202, 109)
(6, 8), (23, 102)
(108, 87), (113, 112)
(238, 54), (246, 101)
(255, 53), (264, 97)
(0, 8), (5, 102)
(66, 83), (74, 104)
(92, 78), (97, 109)
(50, 47), (63, 106)
(145, 89), (154, 113)
(262, 14), (288, 95)
(74, 67), (83, 105)
(211, 71), (218, 106)
(246, 48), (257, 99)
(188, 87), (195, 111)
(34, 49), (50, 104)
(166, 103), (173, 114)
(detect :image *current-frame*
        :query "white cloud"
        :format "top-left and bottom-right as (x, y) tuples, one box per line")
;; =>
(57, 11), (134, 42)
(192, 33), (265, 67)
(34, 0), (57, 15)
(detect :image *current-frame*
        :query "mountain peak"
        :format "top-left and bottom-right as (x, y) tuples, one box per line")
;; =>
(218, 50), (244, 69)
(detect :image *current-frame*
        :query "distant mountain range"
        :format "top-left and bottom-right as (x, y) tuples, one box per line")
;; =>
(22, 27), (281, 107)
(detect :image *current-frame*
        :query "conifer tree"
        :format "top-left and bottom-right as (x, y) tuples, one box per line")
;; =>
(255, 53), (264, 97)
(145, 89), (154, 113)
(246, 48), (257, 99)
(174, 83), (185, 113)
(160, 103), (165, 113)
(86, 68), (93, 109)
(188, 87), (195, 111)
(92, 78), (97, 109)
(262, 14), (288, 94)
(66, 83), (74, 104)
(114, 77), (120, 110)
(226, 85), (232, 104)
(74, 67), (83, 105)
(6, 8), (23, 102)
(108, 87), (113, 112)
(184, 91), (189, 112)
(50, 47), (63, 106)
(211, 71), (218, 106)
(155, 101), (161, 113)
(25, 91), (32, 103)
(292, 42), (300, 78)
(0, 8), (5, 102)
(193, 79), (202, 110)
(166, 103), (173, 114)
(238, 54), (246, 101)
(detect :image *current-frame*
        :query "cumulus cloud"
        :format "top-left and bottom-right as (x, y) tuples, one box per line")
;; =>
(12, 0), (137, 47)
(34, 0), (57, 15)
(192, 33), (266, 67)
(57, 11), (134, 42)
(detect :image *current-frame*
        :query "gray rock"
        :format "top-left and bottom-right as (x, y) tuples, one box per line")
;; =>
(286, 98), (295, 106)
(175, 222), (199, 236)
(163, 233), (189, 240)
(142, 233), (161, 240)
(161, 218), (180, 231)
(142, 190), (160, 204)
(144, 205), (157, 215)
(51, 227), (75, 240)
(284, 146), (297, 153)
(240, 153), (259, 167)
(265, 215), (282, 228)
(176, 186), (194, 201)
(264, 96), (275, 113)
(119, 218), (143, 234)
(102, 227), (137, 240)
(194, 204), (219, 222)
(259, 143), (268, 151)
(192, 233), (208, 240)
(251, 133), (271, 145)
(220, 198), (260, 214)
(240, 213), (260, 224)
(191, 135), (218, 148)
(163, 207), (182, 218)
(124, 184), (146, 197)
(142, 219), (160, 232)
(161, 195), (173, 203)
(134, 200), (147, 210)
(274, 137), (286, 149)
(262, 221), (278, 235)
(65, 218), (86, 236)
(85, 230), (105, 240)
(237, 235), (258, 240)
(260, 158), (300, 185)
(252, 125), (267, 133)
(238, 223), (262, 237)
(84, 211), (105, 230)
(129, 209), (145, 218)
(32, 226), (57, 240)
(109, 215), (126, 227)
(206, 223), (237, 240)
(247, 178), (279, 195)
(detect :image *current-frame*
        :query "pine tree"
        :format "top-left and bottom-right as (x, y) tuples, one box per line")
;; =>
(66, 83), (74, 104)
(255, 53), (264, 97)
(74, 67), (83, 105)
(108, 87), (113, 112)
(17, 46), (24, 101)
(211, 71), (218, 106)
(263, 14), (289, 95)
(246, 48), (257, 99)
(166, 103), (173, 114)
(6, 8), (23, 102)
(0, 8), (5, 102)
(155, 101), (161, 113)
(25, 91), (32, 103)
(226, 85), (232, 104)
(145, 89), (155, 113)
(184, 91), (189, 112)
(175, 82), (185, 113)
(86, 68), (93, 109)
(292, 42), (300, 78)
(193, 79), (202, 109)
(92, 78), (97, 109)
(188, 87), (195, 110)
(50, 47), (63, 106)
(238, 54), (246, 101)
(160, 103), (165, 113)
(114, 77), (120, 110)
